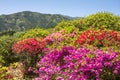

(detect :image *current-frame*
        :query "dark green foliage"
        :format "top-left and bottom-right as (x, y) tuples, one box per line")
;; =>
(0, 30), (16, 36)
(0, 36), (18, 66)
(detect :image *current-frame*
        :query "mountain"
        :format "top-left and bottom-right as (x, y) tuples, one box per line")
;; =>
(0, 11), (76, 32)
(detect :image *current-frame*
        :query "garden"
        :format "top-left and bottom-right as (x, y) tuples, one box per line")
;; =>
(0, 12), (120, 80)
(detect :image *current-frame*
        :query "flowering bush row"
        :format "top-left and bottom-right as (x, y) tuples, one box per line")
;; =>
(77, 29), (120, 47)
(10, 28), (120, 80)
(35, 46), (120, 80)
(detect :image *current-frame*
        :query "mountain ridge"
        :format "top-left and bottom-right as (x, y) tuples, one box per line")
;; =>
(0, 11), (80, 32)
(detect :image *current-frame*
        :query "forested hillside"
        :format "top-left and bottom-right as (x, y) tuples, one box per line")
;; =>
(0, 11), (77, 32)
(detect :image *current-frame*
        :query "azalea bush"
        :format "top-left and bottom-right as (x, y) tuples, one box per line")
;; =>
(55, 19), (85, 31)
(55, 20), (75, 31)
(34, 46), (120, 80)
(45, 28), (79, 50)
(20, 28), (49, 40)
(77, 29), (120, 50)
(12, 37), (46, 71)
(12, 37), (46, 55)
(82, 12), (120, 31)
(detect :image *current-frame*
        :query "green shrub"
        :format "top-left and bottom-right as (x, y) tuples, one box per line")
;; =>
(13, 31), (25, 39)
(0, 56), (4, 66)
(20, 28), (49, 40)
(55, 19), (84, 32)
(83, 12), (120, 31)
(0, 36), (18, 66)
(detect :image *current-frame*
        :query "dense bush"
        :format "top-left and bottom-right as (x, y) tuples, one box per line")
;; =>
(77, 29), (120, 49)
(35, 46), (120, 80)
(12, 37), (47, 72)
(13, 31), (25, 40)
(45, 28), (79, 50)
(83, 12), (120, 31)
(0, 36), (18, 66)
(12, 37), (46, 55)
(55, 19), (84, 31)
(55, 21), (76, 33)
(20, 28), (49, 40)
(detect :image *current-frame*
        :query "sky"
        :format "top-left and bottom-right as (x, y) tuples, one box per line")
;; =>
(0, 0), (120, 17)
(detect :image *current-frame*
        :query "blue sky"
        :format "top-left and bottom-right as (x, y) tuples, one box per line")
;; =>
(0, 0), (120, 17)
